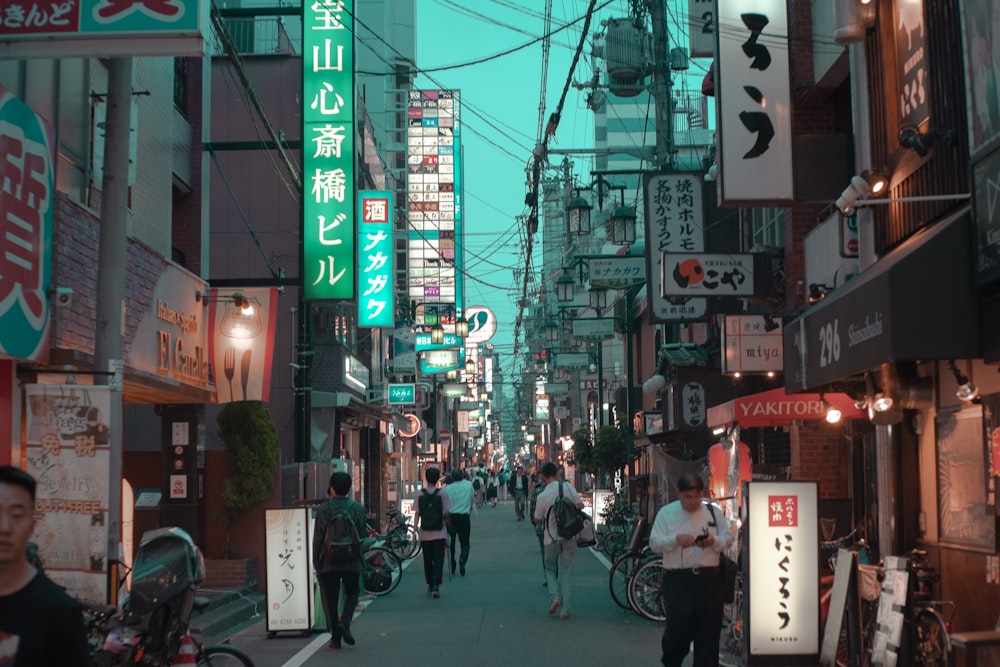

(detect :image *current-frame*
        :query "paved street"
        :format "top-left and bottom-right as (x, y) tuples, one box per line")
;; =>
(212, 500), (667, 666)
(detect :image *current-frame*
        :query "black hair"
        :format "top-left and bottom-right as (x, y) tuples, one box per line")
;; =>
(676, 472), (705, 493)
(0, 466), (36, 502)
(452, 468), (464, 482)
(540, 462), (559, 478)
(329, 471), (352, 496)
(425, 467), (441, 484)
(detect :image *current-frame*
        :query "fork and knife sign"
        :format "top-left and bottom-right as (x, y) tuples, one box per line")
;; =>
(222, 347), (253, 401)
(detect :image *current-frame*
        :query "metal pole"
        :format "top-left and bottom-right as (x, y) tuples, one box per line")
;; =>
(648, 0), (674, 170)
(95, 57), (132, 605)
(623, 289), (635, 488)
(597, 342), (605, 427)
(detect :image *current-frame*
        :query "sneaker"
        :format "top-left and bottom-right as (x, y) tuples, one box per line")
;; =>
(560, 611), (570, 620)
(460, 563), (466, 576)
(548, 597), (560, 615)
(329, 639), (342, 649)
(337, 623), (355, 646)
(432, 588), (440, 598)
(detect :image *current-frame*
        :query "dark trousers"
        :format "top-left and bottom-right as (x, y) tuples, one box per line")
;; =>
(421, 538), (446, 588)
(660, 568), (724, 667)
(317, 569), (360, 637)
(513, 490), (527, 519)
(449, 513), (471, 569)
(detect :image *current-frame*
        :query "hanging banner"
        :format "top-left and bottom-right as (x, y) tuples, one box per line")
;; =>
(208, 287), (279, 403)
(747, 481), (819, 660)
(24, 383), (111, 604)
(357, 190), (394, 328)
(265, 507), (315, 633)
(0, 85), (54, 362)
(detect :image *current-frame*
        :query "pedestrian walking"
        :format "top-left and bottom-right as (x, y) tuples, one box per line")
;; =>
(442, 468), (474, 576)
(486, 470), (499, 508)
(312, 471), (366, 649)
(649, 472), (734, 667)
(413, 467), (451, 597)
(472, 473), (485, 509)
(509, 465), (531, 521)
(528, 471), (547, 586)
(0, 466), (93, 665)
(498, 469), (509, 504)
(532, 462), (584, 619)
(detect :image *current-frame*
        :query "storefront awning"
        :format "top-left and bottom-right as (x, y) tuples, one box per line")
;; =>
(707, 388), (866, 428)
(783, 207), (978, 392)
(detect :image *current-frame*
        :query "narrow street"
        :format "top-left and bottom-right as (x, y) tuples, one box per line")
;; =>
(213, 502), (666, 667)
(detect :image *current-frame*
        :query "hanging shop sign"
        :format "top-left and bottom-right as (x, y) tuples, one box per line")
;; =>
(716, 0), (793, 204)
(662, 253), (757, 297)
(572, 318), (615, 341)
(746, 481), (819, 661)
(357, 190), (394, 328)
(554, 352), (590, 371)
(722, 314), (783, 374)
(463, 305), (496, 343)
(207, 287), (279, 403)
(707, 388), (866, 428)
(302, 0), (355, 300)
(587, 255), (646, 289)
(689, 0), (715, 57)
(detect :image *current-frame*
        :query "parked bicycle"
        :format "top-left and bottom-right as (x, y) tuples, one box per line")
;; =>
(599, 504), (636, 561)
(367, 509), (420, 560)
(607, 516), (654, 612)
(360, 538), (403, 596)
(907, 549), (953, 667)
(83, 527), (254, 666)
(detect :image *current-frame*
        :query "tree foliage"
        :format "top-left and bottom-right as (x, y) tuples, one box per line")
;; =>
(569, 425), (633, 477)
(217, 400), (278, 557)
(568, 428), (596, 474)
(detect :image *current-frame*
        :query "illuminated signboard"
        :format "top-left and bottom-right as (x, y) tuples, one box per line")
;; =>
(357, 190), (394, 327)
(747, 481), (819, 659)
(303, 0), (354, 300)
(406, 89), (463, 326)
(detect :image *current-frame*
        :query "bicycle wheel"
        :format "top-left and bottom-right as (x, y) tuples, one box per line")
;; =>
(913, 609), (949, 667)
(609, 553), (642, 610)
(627, 559), (666, 622)
(397, 526), (421, 559)
(385, 527), (419, 561)
(362, 547), (402, 596)
(197, 644), (256, 666)
(602, 529), (627, 561)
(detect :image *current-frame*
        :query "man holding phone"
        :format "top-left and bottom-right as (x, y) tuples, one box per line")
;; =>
(649, 472), (734, 667)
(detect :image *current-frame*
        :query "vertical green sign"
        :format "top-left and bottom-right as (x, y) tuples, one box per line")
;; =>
(357, 190), (394, 327)
(303, 0), (355, 300)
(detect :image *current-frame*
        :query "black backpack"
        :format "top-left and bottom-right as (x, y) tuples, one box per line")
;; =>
(549, 482), (585, 539)
(324, 508), (361, 564)
(418, 488), (444, 531)
(473, 477), (482, 490)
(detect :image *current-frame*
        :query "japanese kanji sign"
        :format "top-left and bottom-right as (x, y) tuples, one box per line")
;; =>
(643, 172), (708, 323)
(303, 0), (355, 300)
(747, 481), (819, 659)
(357, 190), (394, 327)
(0, 0), (208, 57)
(265, 507), (314, 632)
(722, 314), (784, 374)
(0, 86), (53, 361)
(716, 0), (793, 203)
(587, 255), (646, 289)
(661, 252), (756, 296)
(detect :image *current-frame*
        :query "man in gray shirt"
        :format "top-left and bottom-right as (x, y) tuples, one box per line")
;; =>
(442, 469), (474, 576)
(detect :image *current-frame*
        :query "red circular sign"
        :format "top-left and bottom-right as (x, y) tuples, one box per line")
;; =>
(398, 414), (421, 438)
(439, 428), (452, 445)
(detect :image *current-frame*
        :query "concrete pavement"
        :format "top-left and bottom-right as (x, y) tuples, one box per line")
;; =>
(208, 498), (673, 666)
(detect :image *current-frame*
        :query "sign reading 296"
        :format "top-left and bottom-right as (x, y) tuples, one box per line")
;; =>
(818, 319), (841, 368)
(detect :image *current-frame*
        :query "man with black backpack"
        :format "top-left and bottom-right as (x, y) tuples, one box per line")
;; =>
(532, 462), (584, 620)
(413, 467), (451, 598)
(312, 472), (366, 649)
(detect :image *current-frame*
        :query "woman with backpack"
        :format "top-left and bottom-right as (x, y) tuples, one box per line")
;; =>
(486, 471), (499, 508)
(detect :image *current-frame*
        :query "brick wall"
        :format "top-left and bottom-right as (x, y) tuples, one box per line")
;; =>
(790, 420), (850, 498)
(203, 557), (257, 589)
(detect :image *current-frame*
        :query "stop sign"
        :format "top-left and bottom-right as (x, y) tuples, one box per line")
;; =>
(439, 428), (451, 446)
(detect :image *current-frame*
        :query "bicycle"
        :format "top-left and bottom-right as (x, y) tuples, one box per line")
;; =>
(625, 556), (666, 622)
(607, 516), (652, 611)
(369, 509), (420, 561)
(360, 539), (403, 596)
(599, 506), (636, 561)
(907, 549), (953, 667)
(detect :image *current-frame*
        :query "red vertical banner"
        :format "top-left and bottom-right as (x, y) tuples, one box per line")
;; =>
(207, 287), (279, 403)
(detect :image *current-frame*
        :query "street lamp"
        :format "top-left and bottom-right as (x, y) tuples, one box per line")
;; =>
(589, 287), (607, 311)
(431, 322), (444, 344)
(556, 269), (576, 302)
(544, 319), (561, 343)
(455, 314), (469, 339)
(465, 359), (476, 375)
(567, 191), (593, 235)
(609, 200), (637, 245)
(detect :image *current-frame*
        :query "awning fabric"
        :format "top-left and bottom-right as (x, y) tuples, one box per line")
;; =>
(783, 207), (978, 392)
(707, 388), (866, 428)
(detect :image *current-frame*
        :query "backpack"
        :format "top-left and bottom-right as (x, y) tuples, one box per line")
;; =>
(549, 482), (586, 539)
(473, 477), (482, 490)
(418, 488), (444, 531)
(324, 507), (361, 564)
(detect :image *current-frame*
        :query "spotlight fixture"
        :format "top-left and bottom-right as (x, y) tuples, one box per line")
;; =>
(196, 290), (254, 315)
(948, 359), (980, 403)
(854, 396), (868, 411)
(898, 126), (956, 158)
(821, 393), (843, 424)
(808, 284), (831, 304)
(835, 169), (887, 215)
(865, 371), (894, 413)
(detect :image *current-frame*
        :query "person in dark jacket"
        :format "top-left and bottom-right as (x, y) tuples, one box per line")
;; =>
(312, 472), (367, 649)
(508, 465), (531, 520)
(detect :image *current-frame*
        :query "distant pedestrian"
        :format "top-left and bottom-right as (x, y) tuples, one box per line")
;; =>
(0, 466), (93, 665)
(532, 462), (584, 619)
(509, 465), (531, 521)
(528, 471), (547, 586)
(486, 471), (499, 508)
(443, 469), (474, 577)
(498, 470), (509, 503)
(413, 467), (451, 597)
(472, 473), (485, 509)
(649, 472), (734, 667)
(312, 471), (366, 649)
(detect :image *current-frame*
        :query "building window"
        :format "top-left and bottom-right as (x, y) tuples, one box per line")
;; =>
(749, 207), (784, 250)
(173, 58), (188, 118)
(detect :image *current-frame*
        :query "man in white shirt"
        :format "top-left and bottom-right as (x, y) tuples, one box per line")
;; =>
(649, 472), (734, 667)
(532, 462), (584, 619)
(442, 469), (474, 576)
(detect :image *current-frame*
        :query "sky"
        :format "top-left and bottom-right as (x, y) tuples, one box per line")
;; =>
(413, 0), (604, 378)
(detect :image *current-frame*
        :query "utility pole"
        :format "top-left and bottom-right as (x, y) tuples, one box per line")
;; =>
(648, 0), (674, 170)
(94, 57), (132, 605)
